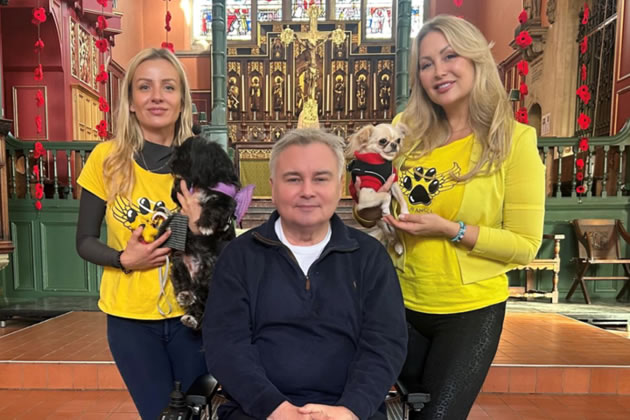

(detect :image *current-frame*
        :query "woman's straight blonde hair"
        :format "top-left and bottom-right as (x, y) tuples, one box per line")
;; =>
(102, 48), (194, 202)
(401, 15), (514, 180)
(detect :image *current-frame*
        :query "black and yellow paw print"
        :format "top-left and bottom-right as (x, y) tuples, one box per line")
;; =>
(112, 196), (174, 242)
(399, 163), (461, 206)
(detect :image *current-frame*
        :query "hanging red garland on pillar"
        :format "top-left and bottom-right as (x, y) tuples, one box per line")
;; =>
(161, 0), (174, 53)
(96, 0), (109, 139)
(575, 3), (590, 196)
(514, 9), (531, 124)
(32, 1), (47, 210)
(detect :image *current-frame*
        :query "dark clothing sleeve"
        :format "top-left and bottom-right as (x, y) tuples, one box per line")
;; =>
(202, 246), (287, 419)
(336, 245), (407, 419)
(76, 188), (120, 268)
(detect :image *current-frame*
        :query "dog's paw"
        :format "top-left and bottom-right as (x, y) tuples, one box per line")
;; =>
(176, 291), (197, 307)
(357, 189), (391, 211)
(394, 241), (404, 255)
(181, 315), (199, 329)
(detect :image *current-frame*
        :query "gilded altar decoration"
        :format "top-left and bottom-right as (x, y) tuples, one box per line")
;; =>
(250, 75), (262, 112)
(379, 73), (391, 110)
(272, 76), (284, 111)
(355, 73), (368, 111)
(227, 76), (240, 112)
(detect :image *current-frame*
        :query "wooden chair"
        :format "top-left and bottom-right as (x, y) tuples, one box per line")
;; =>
(511, 234), (565, 303)
(566, 219), (630, 304)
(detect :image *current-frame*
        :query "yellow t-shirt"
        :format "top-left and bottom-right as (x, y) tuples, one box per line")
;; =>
(77, 141), (185, 319)
(396, 134), (508, 314)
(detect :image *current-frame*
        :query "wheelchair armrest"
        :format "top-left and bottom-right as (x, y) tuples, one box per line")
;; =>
(185, 373), (220, 408)
(395, 380), (430, 406)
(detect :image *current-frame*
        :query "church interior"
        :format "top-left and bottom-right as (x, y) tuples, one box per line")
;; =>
(1, 0), (630, 418)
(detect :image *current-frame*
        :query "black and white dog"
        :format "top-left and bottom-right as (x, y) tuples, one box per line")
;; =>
(169, 135), (253, 330)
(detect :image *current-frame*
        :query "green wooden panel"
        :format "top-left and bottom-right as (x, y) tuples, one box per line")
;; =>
(10, 220), (36, 291)
(41, 220), (90, 292)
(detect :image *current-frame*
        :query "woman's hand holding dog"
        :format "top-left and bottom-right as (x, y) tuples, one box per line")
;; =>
(120, 226), (171, 270)
(383, 213), (479, 250)
(354, 174), (397, 222)
(176, 179), (202, 235)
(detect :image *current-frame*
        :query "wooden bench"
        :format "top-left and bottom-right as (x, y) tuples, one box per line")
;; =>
(510, 234), (565, 304)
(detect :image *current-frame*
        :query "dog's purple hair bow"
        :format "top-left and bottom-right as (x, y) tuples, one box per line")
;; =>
(210, 183), (255, 224)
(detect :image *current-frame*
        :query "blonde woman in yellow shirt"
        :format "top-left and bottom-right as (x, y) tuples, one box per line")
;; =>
(355, 15), (545, 420)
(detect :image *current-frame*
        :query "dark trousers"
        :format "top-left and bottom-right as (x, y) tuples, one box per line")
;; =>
(107, 314), (208, 420)
(399, 301), (506, 420)
(219, 405), (387, 420)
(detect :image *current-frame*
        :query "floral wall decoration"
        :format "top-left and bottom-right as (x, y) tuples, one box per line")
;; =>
(575, 2), (590, 196)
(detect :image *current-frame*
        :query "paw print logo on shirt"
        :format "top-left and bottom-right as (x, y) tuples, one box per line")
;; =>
(399, 163), (461, 206)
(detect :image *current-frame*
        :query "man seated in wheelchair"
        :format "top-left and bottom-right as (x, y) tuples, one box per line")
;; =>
(203, 130), (407, 420)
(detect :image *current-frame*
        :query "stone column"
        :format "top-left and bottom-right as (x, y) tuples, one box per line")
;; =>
(395, 0), (412, 115)
(205, 0), (228, 150)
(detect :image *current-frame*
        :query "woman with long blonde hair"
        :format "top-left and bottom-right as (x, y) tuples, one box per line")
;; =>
(355, 15), (545, 419)
(76, 48), (205, 419)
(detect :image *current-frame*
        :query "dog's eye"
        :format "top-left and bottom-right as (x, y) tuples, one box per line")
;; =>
(378, 138), (388, 146)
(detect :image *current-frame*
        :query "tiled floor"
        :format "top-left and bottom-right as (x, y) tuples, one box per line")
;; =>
(0, 390), (629, 420)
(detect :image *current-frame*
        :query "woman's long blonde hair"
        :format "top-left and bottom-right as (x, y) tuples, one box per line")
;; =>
(102, 48), (194, 202)
(401, 15), (514, 179)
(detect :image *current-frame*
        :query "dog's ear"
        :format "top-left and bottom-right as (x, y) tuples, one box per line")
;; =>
(345, 125), (375, 159)
(395, 122), (410, 139)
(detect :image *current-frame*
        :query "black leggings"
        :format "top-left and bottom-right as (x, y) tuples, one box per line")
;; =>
(400, 301), (506, 420)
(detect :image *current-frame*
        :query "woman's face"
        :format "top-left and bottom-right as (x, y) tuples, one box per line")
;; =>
(129, 58), (182, 140)
(417, 30), (475, 115)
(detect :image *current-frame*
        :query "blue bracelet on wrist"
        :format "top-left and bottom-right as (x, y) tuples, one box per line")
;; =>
(450, 221), (466, 243)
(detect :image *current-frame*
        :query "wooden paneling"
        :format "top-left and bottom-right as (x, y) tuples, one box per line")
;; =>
(72, 85), (100, 141)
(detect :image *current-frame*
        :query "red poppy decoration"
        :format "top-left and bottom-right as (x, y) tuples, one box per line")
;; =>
(581, 64), (587, 81)
(576, 185), (586, 194)
(32, 164), (40, 181)
(576, 85), (591, 104)
(515, 31), (533, 49)
(576, 172), (584, 181)
(97, 0), (108, 7)
(35, 201), (43, 211)
(165, 11), (172, 32)
(582, 3), (590, 25)
(453, 0), (463, 7)
(517, 60), (529, 76)
(35, 115), (43, 134)
(34, 39), (45, 53)
(580, 36), (588, 54)
(519, 82), (529, 97)
(97, 16), (108, 30)
(96, 65), (109, 83)
(161, 41), (175, 53)
(34, 64), (43, 81)
(576, 158), (585, 169)
(578, 137), (589, 151)
(33, 141), (46, 159)
(96, 120), (108, 138)
(578, 113), (591, 130)
(34, 183), (44, 200)
(99, 96), (110, 112)
(515, 107), (529, 124)
(36, 90), (44, 107)
(518, 9), (528, 24)
(96, 39), (109, 53)
(32, 8), (46, 24)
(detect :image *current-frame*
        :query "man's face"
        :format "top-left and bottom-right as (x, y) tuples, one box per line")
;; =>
(271, 143), (342, 235)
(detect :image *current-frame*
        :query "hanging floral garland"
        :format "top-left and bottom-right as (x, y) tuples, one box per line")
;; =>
(514, 7), (531, 124)
(162, 0), (174, 53)
(575, 2), (591, 195)
(32, 0), (47, 211)
(95, 0), (109, 139)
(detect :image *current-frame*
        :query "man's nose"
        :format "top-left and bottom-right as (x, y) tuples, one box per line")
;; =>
(300, 180), (316, 196)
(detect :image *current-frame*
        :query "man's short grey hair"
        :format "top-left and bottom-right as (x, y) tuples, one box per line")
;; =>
(270, 129), (346, 179)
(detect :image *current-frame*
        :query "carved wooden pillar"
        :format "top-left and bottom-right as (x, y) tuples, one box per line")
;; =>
(0, 117), (15, 270)
(395, 0), (412, 114)
(205, 0), (229, 150)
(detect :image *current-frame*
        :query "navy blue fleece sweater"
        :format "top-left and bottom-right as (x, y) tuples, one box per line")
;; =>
(202, 212), (407, 420)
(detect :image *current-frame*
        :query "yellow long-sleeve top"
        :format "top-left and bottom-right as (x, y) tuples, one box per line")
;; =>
(390, 122), (545, 314)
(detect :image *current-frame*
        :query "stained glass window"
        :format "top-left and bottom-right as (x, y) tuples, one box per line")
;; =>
(335, 0), (361, 21)
(226, 1), (252, 40)
(292, 0), (326, 21)
(411, 0), (425, 38)
(365, 0), (393, 40)
(258, 0), (282, 22)
(193, 0), (213, 42)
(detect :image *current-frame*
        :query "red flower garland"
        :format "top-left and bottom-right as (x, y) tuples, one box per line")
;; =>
(519, 82), (528, 97)
(32, 1), (46, 210)
(580, 36), (588, 54)
(582, 3), (590, 25)
(517, 60), (529, 76)
(518, 9), (528, 24)
(163, 0), (174, 52)
(515, 107), (528, 124)
(578, 137), (589, 152)
(453, 0), (463, 7)
(96, 1), (109, 139)
(576, 85), (591, 104)
(515, 31), (532, 49)
(576, 5), (590, 196)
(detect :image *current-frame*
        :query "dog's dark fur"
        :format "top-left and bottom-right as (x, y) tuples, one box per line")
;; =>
(169, 135), (239, 330)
